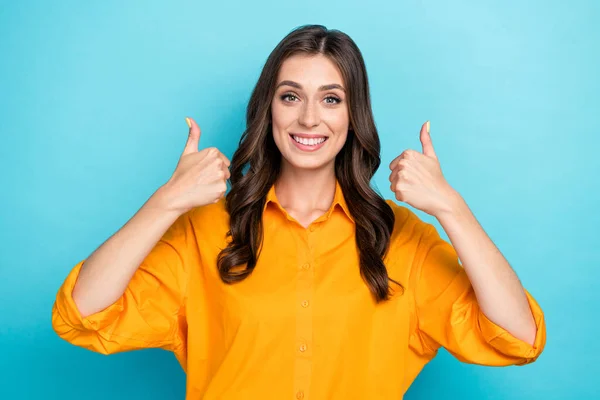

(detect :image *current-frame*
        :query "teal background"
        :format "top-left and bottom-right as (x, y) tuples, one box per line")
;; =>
(1, 0), (598, 398)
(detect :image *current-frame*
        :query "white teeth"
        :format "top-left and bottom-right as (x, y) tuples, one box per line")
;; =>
(292, 135), (326, 146)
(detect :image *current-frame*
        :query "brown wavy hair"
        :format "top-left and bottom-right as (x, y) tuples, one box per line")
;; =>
(217, 24), (400, 303)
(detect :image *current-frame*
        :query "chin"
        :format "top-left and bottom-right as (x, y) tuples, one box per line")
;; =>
(283, 156), (334, 171)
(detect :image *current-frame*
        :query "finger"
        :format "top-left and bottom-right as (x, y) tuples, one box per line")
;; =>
(389, 153), (403, 170)
(205, 147), (230, 166)
(389, 168), (406, 189)
(182, 117), (202, 156)
(389, 170), (397, 188)
(220, 153), (231, 167)
(390, 149), (418, 170)
(215, 154), (231, 181)
(390, 175), (400, 194)
(389, 168), (400, 190)
(218, 155), (231, 175)
(420, 120), (437, 159)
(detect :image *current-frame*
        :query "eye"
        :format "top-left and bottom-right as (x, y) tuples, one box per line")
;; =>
(280, 93), (298, 102)
(324, 95), (342, 105)
(280, 93), (342, 105)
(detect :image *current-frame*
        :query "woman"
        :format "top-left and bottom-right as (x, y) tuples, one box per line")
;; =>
(51, 24), (546, 399)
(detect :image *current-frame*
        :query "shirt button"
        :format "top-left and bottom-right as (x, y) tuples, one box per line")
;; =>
(299, 343), (307, 352)
(296, 391), (304, 399)
(309, 225), (316, 232)
(301, 300), (309, 308)
(302, 263), (310, 270)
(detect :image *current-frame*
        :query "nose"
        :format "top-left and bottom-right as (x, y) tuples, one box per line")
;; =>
(297, 100), (320, 128)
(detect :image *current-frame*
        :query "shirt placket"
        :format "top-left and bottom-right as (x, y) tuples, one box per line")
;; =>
(293, 223), (317, 400)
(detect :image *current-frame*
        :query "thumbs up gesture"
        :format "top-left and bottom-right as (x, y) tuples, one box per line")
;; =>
(388, 121), (459, 218)
(160, 117), (231, 215)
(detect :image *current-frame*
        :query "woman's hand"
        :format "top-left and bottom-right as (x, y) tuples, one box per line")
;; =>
(158, 117), (231, 215)
(389, 121), (459, 218)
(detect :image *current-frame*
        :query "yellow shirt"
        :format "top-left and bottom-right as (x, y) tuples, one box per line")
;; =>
(51, 180), (546, 399)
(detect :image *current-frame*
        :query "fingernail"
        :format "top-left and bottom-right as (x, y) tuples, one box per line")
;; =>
(426, 120), (430, 134)
(185, 117), (191, 128)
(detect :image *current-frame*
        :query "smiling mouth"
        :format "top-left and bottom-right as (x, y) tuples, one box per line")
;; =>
(289, 134), (329, 146)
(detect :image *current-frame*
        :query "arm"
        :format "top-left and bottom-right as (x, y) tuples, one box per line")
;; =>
(72, 185), (182, 318)
(52, 116), (230, 354)
(409, 206), (546, 366)
(51, 185), (195, 354)
(389, 121), (545, 365)
(435, 190), (537, 345)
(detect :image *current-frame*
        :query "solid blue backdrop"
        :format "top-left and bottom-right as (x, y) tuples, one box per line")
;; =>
(1, 0), (598, 398)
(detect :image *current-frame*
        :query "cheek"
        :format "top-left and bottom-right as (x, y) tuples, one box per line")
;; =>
(330, 112), (350, 135)
(270, 109), (288, 151)
(327, 109), (350, 131)
(326, 127), (348, 155)
(271, 102), (295, 128)
(334, 133), (348, 150)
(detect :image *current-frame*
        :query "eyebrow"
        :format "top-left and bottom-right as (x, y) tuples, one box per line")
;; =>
(276, 80), (346, 93)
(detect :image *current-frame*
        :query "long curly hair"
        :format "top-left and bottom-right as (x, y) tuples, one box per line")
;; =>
(217, 24), (399, 303)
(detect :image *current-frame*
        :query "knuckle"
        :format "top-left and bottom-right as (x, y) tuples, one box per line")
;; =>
(393, 185), (403, 196)
(404, 149), (417, 159)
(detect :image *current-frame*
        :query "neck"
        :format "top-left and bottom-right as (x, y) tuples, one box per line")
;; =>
(275, 161), (337, 214)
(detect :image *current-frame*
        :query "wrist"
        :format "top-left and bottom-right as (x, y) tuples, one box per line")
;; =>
(147, 184), (188, 216)
(435, 187), (467, 221)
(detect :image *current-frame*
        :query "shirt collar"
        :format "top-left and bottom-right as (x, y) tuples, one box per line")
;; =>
(263, 179), (354, 223)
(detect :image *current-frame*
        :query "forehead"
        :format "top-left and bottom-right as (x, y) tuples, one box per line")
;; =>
(277, 54), (344, 87)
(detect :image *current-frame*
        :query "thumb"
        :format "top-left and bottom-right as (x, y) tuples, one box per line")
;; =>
(420, 120), (437, 159)
(182, 116), (201, 155)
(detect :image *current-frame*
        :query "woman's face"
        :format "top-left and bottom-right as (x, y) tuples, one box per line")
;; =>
(271, 53), (350, 172)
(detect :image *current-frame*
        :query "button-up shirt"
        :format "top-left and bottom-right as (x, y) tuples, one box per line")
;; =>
(51, 180), (546, 399)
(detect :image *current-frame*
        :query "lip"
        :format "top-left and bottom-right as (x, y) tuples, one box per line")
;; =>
(289, 133), (328, 152)
(290, 132), (328, 139)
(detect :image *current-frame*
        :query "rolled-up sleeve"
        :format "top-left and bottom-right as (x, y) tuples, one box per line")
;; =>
(51, 210), (196, 355)
(412, 224), (546, 366)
